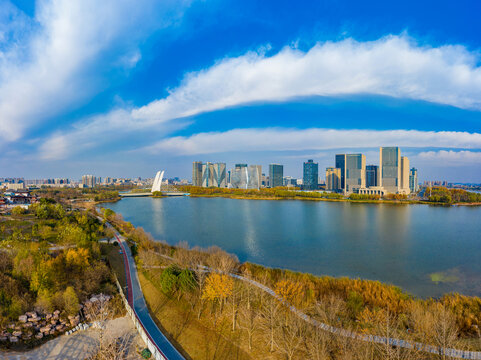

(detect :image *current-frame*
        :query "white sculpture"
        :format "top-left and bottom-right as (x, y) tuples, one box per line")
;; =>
(151, 171), (164, 193)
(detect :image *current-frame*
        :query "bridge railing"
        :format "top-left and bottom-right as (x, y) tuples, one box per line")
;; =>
(114, 276), (167, 360)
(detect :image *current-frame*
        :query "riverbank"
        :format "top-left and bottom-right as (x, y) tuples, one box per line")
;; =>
(181, 185), (481, 206)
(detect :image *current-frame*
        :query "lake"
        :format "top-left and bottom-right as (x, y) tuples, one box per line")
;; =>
(103, 197), (481, 298)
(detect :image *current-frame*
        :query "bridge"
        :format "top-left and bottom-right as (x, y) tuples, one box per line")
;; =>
(119, 170), (189, 197)
(119, 192), (189, 197)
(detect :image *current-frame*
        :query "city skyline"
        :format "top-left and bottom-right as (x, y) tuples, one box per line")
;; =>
(0, 1), (480, 181)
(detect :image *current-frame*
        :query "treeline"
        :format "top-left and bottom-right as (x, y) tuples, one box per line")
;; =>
(0, 199), (114, 327)
(427, 187), (481, 204)
(180, 186), (345, 200)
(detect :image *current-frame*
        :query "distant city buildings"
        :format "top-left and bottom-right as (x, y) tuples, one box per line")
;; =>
(326, 147), (415, 195)
(269, 164), (283, 188)
(303, 159), (318, 190)
(201, 162), (227, 188)
(82, 175), (97, 188)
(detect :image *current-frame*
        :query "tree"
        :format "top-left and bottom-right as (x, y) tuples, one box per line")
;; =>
(63, 286), (80, 315)
(11, 206), (26, 215)
(273, 312), (306, 360)
(275, 279), (304, 307)
(202, 273), (233, 312)
(260, 296), (281, 352)
(238, 302), (259, 350)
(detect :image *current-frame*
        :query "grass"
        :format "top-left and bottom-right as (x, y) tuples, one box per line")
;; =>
(138, 271), (258, 360)
(102, 243), (127, 290)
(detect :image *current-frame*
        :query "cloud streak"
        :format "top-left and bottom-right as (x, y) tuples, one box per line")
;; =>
(133, 35), (481, 125)
(416, 150), (481, 165)
(147, 128), (481, 155)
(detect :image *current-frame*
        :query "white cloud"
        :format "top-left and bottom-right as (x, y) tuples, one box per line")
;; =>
(132, 35), (481, 125)
(416, 150), (481, 165)
(146, 128), (481, 155)
(0, 0), (191, 141)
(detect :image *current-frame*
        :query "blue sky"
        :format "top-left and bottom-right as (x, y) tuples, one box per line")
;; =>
(1, 0), (481, 182)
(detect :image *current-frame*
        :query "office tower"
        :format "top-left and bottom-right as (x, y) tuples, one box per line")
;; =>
(192, 161), (203, 187)
(409, 168), (418, 193)
(401, 156), (410, 194)
(379, 147), (401, 194)
(231, 164), (248, 189)
(303, 159), (319, 190)
(325, 167), (341, 191)
(82, 175), (96, 188)
(201, 162), (226, 187)
(247, 165), (262, 189)
(214, 163), (227, 188)
(335, 154), (366, 193)
(269, 164), (283, 188)
(366, 165), (379, 187)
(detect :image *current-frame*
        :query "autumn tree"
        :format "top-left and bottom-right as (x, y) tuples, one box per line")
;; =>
(202, 273), (234, 312)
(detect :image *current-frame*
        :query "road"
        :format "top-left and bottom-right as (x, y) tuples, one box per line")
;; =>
(116, 233), (185, 360)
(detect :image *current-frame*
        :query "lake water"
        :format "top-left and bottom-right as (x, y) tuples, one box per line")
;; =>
(103, 197), (481, 298)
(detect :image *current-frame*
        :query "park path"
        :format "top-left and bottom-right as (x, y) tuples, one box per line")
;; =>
(0, 316), (140, 360)
(115, 233), (185, 360)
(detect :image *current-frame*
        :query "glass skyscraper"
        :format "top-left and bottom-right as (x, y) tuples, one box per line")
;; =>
(366, 165), (379, 187)
(303, 159), (318, 190)
(335, 154), (366, 193)
(269, 164), (283, 188)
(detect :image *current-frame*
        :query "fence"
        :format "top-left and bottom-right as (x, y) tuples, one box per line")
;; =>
(114, 276), (167, 360)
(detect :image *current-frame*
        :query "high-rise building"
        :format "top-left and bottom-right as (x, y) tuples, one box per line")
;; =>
(401, 156), (410, 194)
(82, 175), (96, 188)
(335, 154), (366, 193)
(379, 147), (410, 194)
(379, 147), (401, 194)
(269, 164), (283, 188)
(231, 164), (248, 189)
(201, 162), (226, 187)
(366, 165), (379, 187)
(303, 159), (318, 190)
(247, 165), (262, 189)
(409, 168), (418, 193)
(192, 161), (203, 187)
(325, 167), (341, 191)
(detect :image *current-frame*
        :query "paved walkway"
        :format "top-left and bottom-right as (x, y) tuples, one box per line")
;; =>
(0, 316), (142, 360)
(116, 233), (185, 360)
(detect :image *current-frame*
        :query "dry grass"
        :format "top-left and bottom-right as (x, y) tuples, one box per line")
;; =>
(138, 271), (263, 360)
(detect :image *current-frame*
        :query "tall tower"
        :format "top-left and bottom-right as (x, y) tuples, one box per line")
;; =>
(401, 156), (410, 194)
(192, 161), (203, 187)
(303, 159), (319, 190)
(380, 147), (401, 194)
(409, 168), (418, 193)
(269, 164), (283, 188)
(335, 154), (365, 193)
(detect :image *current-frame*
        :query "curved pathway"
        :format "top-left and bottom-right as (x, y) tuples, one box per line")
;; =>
(150, 250), (481, 360)
(115, 233), (185, 360)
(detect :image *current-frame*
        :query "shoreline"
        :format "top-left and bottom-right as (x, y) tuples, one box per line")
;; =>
(185, 193), (481, 206)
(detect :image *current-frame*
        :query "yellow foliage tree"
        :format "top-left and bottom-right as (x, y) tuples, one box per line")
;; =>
(202, 273), (233, 305)
(275, 280), (304, 307)
(66, 248), (90, 269)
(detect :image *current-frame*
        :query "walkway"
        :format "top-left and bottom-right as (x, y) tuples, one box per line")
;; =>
(115, 233), (185, 360)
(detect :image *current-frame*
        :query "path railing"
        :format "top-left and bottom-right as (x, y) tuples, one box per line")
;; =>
(114, 275), (167, 360)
